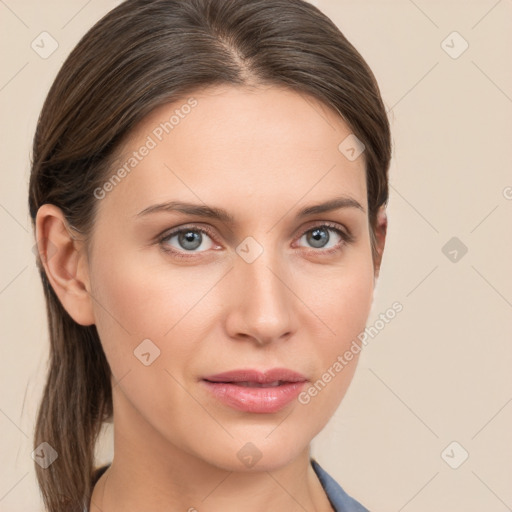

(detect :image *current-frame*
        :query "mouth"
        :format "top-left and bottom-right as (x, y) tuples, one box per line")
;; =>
(205, 380), (288, 387)
(201, 368), (307, 413)
(202, 368), (307, 384)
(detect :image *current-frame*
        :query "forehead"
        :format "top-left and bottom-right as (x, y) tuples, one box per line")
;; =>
(99, 84), (367, 219)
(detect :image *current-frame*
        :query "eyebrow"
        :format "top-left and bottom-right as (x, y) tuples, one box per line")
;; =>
(135, 195), (365, 223)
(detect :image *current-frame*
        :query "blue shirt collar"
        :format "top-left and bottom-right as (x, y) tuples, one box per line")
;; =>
(310, 457), (370, 512)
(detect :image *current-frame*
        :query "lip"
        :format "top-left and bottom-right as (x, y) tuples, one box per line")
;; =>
(202, 368), (307, 414)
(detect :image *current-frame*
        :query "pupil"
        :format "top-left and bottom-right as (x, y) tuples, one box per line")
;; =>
(180, 231), (201, 250)
(309, 228), (328, 248)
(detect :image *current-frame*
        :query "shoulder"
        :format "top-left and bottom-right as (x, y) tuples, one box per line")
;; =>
(310, 458), (371, 512)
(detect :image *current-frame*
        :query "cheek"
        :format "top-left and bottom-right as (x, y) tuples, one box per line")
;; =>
(331, 268), (374, 343)
(89, 245), (211, 340)
(87, 243), (231, 408)
(87, 249), (207, 426)
(312, 253), (375, 348)
(300, 252), (374, 406)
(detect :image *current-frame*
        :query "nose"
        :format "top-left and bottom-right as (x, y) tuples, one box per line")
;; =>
(224, 245), (298, 346)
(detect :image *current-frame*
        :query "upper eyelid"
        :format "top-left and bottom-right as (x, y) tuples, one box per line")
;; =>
(159, 221), (352, 246)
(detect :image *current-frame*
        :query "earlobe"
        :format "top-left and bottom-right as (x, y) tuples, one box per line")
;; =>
(373, 205), (387, 281)
(35, 204), (95, 326)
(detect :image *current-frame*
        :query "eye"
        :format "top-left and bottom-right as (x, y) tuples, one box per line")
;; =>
(295, 223), (353, 254)
(158, 225), (218, 257)
(157, 222), (354, 260)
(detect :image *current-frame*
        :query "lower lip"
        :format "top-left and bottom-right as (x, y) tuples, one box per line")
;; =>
(202, 380), (306, 413)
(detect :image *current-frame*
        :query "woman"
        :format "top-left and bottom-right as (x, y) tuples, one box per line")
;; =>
(29, 0), (391, 510)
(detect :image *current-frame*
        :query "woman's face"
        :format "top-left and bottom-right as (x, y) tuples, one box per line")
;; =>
(86, 84), (379, 471)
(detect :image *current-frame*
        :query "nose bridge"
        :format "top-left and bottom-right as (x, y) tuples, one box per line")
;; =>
(227, 236), (295, 342)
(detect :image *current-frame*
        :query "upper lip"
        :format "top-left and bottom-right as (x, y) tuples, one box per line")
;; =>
(203, 368), (307, 384)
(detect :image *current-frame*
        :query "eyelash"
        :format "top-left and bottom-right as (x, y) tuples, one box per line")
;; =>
(157, 222), (355, 260)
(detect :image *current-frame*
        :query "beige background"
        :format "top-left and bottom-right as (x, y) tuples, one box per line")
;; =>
(1, 1), (511, 510)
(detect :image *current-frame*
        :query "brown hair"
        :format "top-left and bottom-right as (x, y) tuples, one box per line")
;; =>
(28, 0), (391, 510)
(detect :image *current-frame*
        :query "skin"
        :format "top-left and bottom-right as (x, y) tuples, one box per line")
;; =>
(37, 84), (387, 512)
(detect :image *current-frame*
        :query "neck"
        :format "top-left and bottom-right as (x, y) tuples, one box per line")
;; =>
(91, 455), (333, 512)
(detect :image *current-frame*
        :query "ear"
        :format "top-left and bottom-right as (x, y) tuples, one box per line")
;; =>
(34, 204), (95, 326)
(372, 205), (387, 282)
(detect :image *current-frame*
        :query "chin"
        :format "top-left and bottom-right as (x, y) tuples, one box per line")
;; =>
(194, 429), (311, 473)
